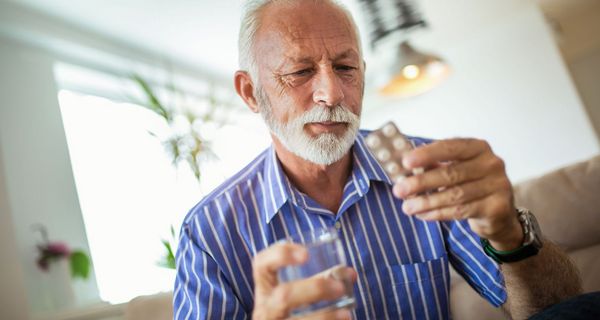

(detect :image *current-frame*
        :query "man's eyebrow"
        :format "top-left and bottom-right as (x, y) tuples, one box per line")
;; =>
(287, 49), (360, 64)
(288, 57), (314, 64)
(333, 49), (359, 61)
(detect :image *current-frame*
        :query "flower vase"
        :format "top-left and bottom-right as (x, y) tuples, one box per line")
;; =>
(43, 258), (76, 311)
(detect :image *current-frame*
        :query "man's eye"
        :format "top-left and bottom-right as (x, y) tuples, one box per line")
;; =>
(291, 69), (312, 76)
(336, 65), (356, 72)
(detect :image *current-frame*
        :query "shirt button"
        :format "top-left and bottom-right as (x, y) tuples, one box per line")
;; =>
(335, 221), (342, 229)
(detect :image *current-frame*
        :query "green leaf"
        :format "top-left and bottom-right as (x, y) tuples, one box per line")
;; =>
(159, 239), (176, 269)
(162, 240), (174, 258)
(70, 251), (91, 280)
(132, 74), (171, 121)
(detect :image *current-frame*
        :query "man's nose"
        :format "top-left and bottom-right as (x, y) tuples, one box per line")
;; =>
(312, 70), (344, 107)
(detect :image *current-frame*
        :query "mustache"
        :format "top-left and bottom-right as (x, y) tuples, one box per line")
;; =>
(298, 105), (359, 124)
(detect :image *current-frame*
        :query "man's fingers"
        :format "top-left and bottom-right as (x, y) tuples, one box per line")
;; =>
(403, 138), (490, 169)
(410, 192), (517, 240)
(393, 157), (489, 197)
(339, 267), (358, 284)
(315, 266), (357, 282)
(269, 276), (347, 315)
(394, 151), (507, 198)
(315, 266), (358, 300)
(410, 192), (512, 224)
(402, 176), (511, 215)
(252, 243), (357, 320)
(253, 243), (308, 278)
(408, 197), (482, 221)
(268, 267), (356, 318)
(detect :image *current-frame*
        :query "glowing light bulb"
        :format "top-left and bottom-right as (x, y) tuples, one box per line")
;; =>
(402, 65), (420, 79)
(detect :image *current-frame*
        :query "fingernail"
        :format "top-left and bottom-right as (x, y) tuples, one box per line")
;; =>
(394, 183), (407, 197)
(402, 156), (413, 168)
(293, 248), (307, 262)
(331, 280), (344, 293)
(335, 308), (351, 320)
(415, 211), (434, 221)
(344, 268), (356, 280)
(402, 200), (414, 214)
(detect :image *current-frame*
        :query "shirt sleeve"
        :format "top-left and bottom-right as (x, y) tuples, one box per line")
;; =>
(173, 221), (248, 320)
(441, 219), (507, 307)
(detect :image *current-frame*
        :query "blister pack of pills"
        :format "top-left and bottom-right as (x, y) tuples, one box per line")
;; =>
(365, 121), (424, 181)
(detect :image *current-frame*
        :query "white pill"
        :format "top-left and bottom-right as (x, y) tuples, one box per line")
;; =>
(377, 149), (391, 161)
(382, 123), (396, 137)
(393, 137), (407, 150)
(386, 162), (400, 174)
(366, 135), (381, 148)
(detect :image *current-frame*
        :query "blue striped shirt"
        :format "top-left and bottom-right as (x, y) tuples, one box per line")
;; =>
(174, 131), (507, 319)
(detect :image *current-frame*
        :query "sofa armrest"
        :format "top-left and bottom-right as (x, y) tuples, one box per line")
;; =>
(124, 291), (173, 320)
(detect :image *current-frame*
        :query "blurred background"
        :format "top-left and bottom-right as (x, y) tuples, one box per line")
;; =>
(0, 0), (598, 319)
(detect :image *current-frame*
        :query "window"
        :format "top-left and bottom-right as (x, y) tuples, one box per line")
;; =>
(58, 72), (269, 303)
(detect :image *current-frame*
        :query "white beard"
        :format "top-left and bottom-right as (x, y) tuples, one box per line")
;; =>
(255, 88), (360, 165)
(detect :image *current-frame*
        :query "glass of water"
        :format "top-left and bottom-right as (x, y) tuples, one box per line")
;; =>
(277, 227), (355, 317)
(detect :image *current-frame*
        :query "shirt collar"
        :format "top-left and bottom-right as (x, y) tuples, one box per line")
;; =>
(262, 146), (293, 224)
(262, 131), (393, 224)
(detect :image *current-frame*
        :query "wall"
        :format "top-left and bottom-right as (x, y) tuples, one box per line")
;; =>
(361, 1), (600, 183)
(568, 46), (600, 139)
(0, 147), (29, 320)
(0, 37), (100, 318)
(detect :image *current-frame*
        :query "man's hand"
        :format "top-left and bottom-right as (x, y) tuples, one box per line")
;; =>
(252, 242), (356, 320)
(392, 138), (523, 250)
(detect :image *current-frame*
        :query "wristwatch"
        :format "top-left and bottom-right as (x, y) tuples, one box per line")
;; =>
(481, 207), (543, 264)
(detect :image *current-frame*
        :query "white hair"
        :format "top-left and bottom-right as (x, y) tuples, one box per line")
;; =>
(238, 0), (362, 84)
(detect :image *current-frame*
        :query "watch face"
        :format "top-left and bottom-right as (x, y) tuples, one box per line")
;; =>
(525, 211), (544, 248)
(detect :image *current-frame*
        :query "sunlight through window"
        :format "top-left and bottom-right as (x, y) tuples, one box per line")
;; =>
(58, 89), (269, 304)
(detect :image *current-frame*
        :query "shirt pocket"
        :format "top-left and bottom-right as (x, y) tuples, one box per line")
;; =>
(387, 254), (450, 319)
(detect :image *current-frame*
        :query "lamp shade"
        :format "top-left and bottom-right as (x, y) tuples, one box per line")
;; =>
(379, 41), (450, 97)
(357, 0), (450, 97)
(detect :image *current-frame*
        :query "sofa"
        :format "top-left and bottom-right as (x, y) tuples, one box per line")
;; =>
(125, 155), (600, 320)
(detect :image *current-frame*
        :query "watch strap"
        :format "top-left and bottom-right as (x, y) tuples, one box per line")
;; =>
(480, 237), (540, 264)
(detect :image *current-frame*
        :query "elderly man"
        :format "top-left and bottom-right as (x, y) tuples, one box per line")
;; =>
(174, 0), (582, 319)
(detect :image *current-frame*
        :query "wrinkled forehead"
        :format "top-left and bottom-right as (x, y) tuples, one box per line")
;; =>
(255, 1), (361, 60)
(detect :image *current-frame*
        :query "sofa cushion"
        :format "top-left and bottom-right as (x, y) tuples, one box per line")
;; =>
(569, 243), (600, 293)
(513, 155), (600, 251)
(449, 278), (506, 320)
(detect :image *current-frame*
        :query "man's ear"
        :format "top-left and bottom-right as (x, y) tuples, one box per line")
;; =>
(234, 71), (260, 113)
